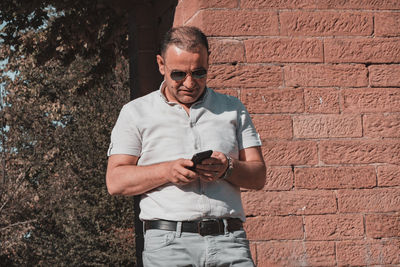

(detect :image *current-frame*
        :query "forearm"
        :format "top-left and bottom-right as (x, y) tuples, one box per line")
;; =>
(106, 155), (198, 196)
(225, 158), (266, 190)
(106, 162), (169, 196)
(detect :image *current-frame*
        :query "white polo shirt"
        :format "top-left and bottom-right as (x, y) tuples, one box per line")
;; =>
(108, 83), (262, 222)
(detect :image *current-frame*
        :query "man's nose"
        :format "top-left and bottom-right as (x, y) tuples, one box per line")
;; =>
(183, 73), (196, 88)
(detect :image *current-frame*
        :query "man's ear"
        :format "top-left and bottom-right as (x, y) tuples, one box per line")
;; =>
(156, 55), (165, 76)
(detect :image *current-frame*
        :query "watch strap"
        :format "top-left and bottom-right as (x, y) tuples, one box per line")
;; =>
(221, 155), (233, 180)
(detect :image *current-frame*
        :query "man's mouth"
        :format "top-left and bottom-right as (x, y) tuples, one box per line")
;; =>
(179, 88), (197, 94)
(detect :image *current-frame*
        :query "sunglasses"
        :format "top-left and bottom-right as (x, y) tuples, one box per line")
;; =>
(167, 67), (208, 82)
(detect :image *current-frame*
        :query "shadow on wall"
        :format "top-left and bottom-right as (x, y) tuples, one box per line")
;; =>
(129, 0), (178, 99)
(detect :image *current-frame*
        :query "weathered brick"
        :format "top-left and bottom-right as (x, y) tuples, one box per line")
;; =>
(320, 140), (400, 165)
(174, 0), (239, 26)
(245, 216), (303, 240)
(244, 38), (323, 63)
(256, 241), (336, 267)
(327, 0), (400, 9)
(364, 114), (400, 138)
(241, 0), (400, 10)
(375, 12), (400, 37)
(209, 38), (245, 64)
(325, 38), (400, 63)
(305, 214), (364, 241)
(338, 188), (400, 213)
(280, 11), (372, 36)
(293, 114), (362, 138)
(262, 141), (318, 166)
(241, 89), (303, 114)
(241, 0), (320, 9)
(366, 213), (400, 238)
(249, 242), (257, 265)
(342, 88), (400, 113)
(173, 0), (197, 26)
(295, 166), (376, 189)
(213, 88), (239, 98)
(304, 88), (340, 114)
(242, 190), (337, 216)
(251, 115), (293, 140)
(337, 240), (400, 266)
(377, 165), (400, 187)
(285, 64), (368, 87)
(240, 0), (316, 9)
(265, 167), (293, 190)
(199, 0), (239, 8)
(188, 10), (279, 36)
(207, 64), (282, 88)
(369, 64), (400, 87)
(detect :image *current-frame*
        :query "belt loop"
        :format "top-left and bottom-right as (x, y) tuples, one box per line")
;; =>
(222, 218), (229, 236)
(175, 221), (182, 238)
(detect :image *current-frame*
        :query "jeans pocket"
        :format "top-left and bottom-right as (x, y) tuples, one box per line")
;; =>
(230, 230), (250, 247)
(144, 230), (176, 252)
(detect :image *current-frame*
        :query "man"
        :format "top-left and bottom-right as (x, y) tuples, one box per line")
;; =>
(106, 26), (266, 266)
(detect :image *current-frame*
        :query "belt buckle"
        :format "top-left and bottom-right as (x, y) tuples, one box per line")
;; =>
(198, 219), (219, 236)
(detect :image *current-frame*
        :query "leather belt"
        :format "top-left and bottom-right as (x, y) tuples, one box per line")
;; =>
(144, 218), (243, 236)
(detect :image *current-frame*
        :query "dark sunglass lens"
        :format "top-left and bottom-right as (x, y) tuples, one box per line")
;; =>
(192, 69), (207, 79)
(170, 71), (186, 81)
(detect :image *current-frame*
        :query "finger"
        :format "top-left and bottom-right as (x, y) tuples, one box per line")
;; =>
(195, 163), (221, 172)
(177, 158), (195, 169)
(198, 173), (215, 182)
(197, 169), (220, 182)
(170, 170), (193, 183)
(174, 159), (197, 175)
(197, 162), (226, 178)
(211, 151), (227, 161)
(196, 165), (219, 173)
(179, 165), (199, 179)
(170, 175), (191, 184)
(200, 157), (221, 165)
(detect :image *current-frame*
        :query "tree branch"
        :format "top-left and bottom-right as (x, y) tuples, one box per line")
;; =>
(0, 219), (37, 231)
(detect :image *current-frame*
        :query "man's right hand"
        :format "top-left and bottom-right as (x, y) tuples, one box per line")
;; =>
(164, 158), (198, 185)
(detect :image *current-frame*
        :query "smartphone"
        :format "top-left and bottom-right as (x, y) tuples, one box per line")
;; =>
(188, 150), (213, 171)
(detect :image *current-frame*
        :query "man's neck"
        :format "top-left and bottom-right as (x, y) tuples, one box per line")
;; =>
(161, 83), (192, 114)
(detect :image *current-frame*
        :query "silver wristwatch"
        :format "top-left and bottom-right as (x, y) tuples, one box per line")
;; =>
(221, 155), (233, 180)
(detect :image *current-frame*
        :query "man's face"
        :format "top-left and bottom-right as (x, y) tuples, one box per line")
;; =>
(157, 45), (209, 108)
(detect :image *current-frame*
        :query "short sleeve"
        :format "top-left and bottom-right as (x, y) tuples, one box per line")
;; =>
(236, 100), (262, 150)
(107, 105), (142, 157)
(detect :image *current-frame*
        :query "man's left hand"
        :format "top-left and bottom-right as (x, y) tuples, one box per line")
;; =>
(195, 151), (228, 182)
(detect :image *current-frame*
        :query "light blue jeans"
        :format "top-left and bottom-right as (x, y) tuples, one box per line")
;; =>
(142, 221), (255, 267)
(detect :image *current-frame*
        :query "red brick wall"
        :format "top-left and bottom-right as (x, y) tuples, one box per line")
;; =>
(174, 0), (400, 266)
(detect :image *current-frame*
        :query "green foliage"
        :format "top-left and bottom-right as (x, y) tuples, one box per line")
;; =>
(0, 0), (130, 94)
(0, 1), (137, 265)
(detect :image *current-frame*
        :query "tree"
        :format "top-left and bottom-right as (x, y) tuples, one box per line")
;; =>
(0, 0), (131, 95)
(0, 1), (138, 265)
